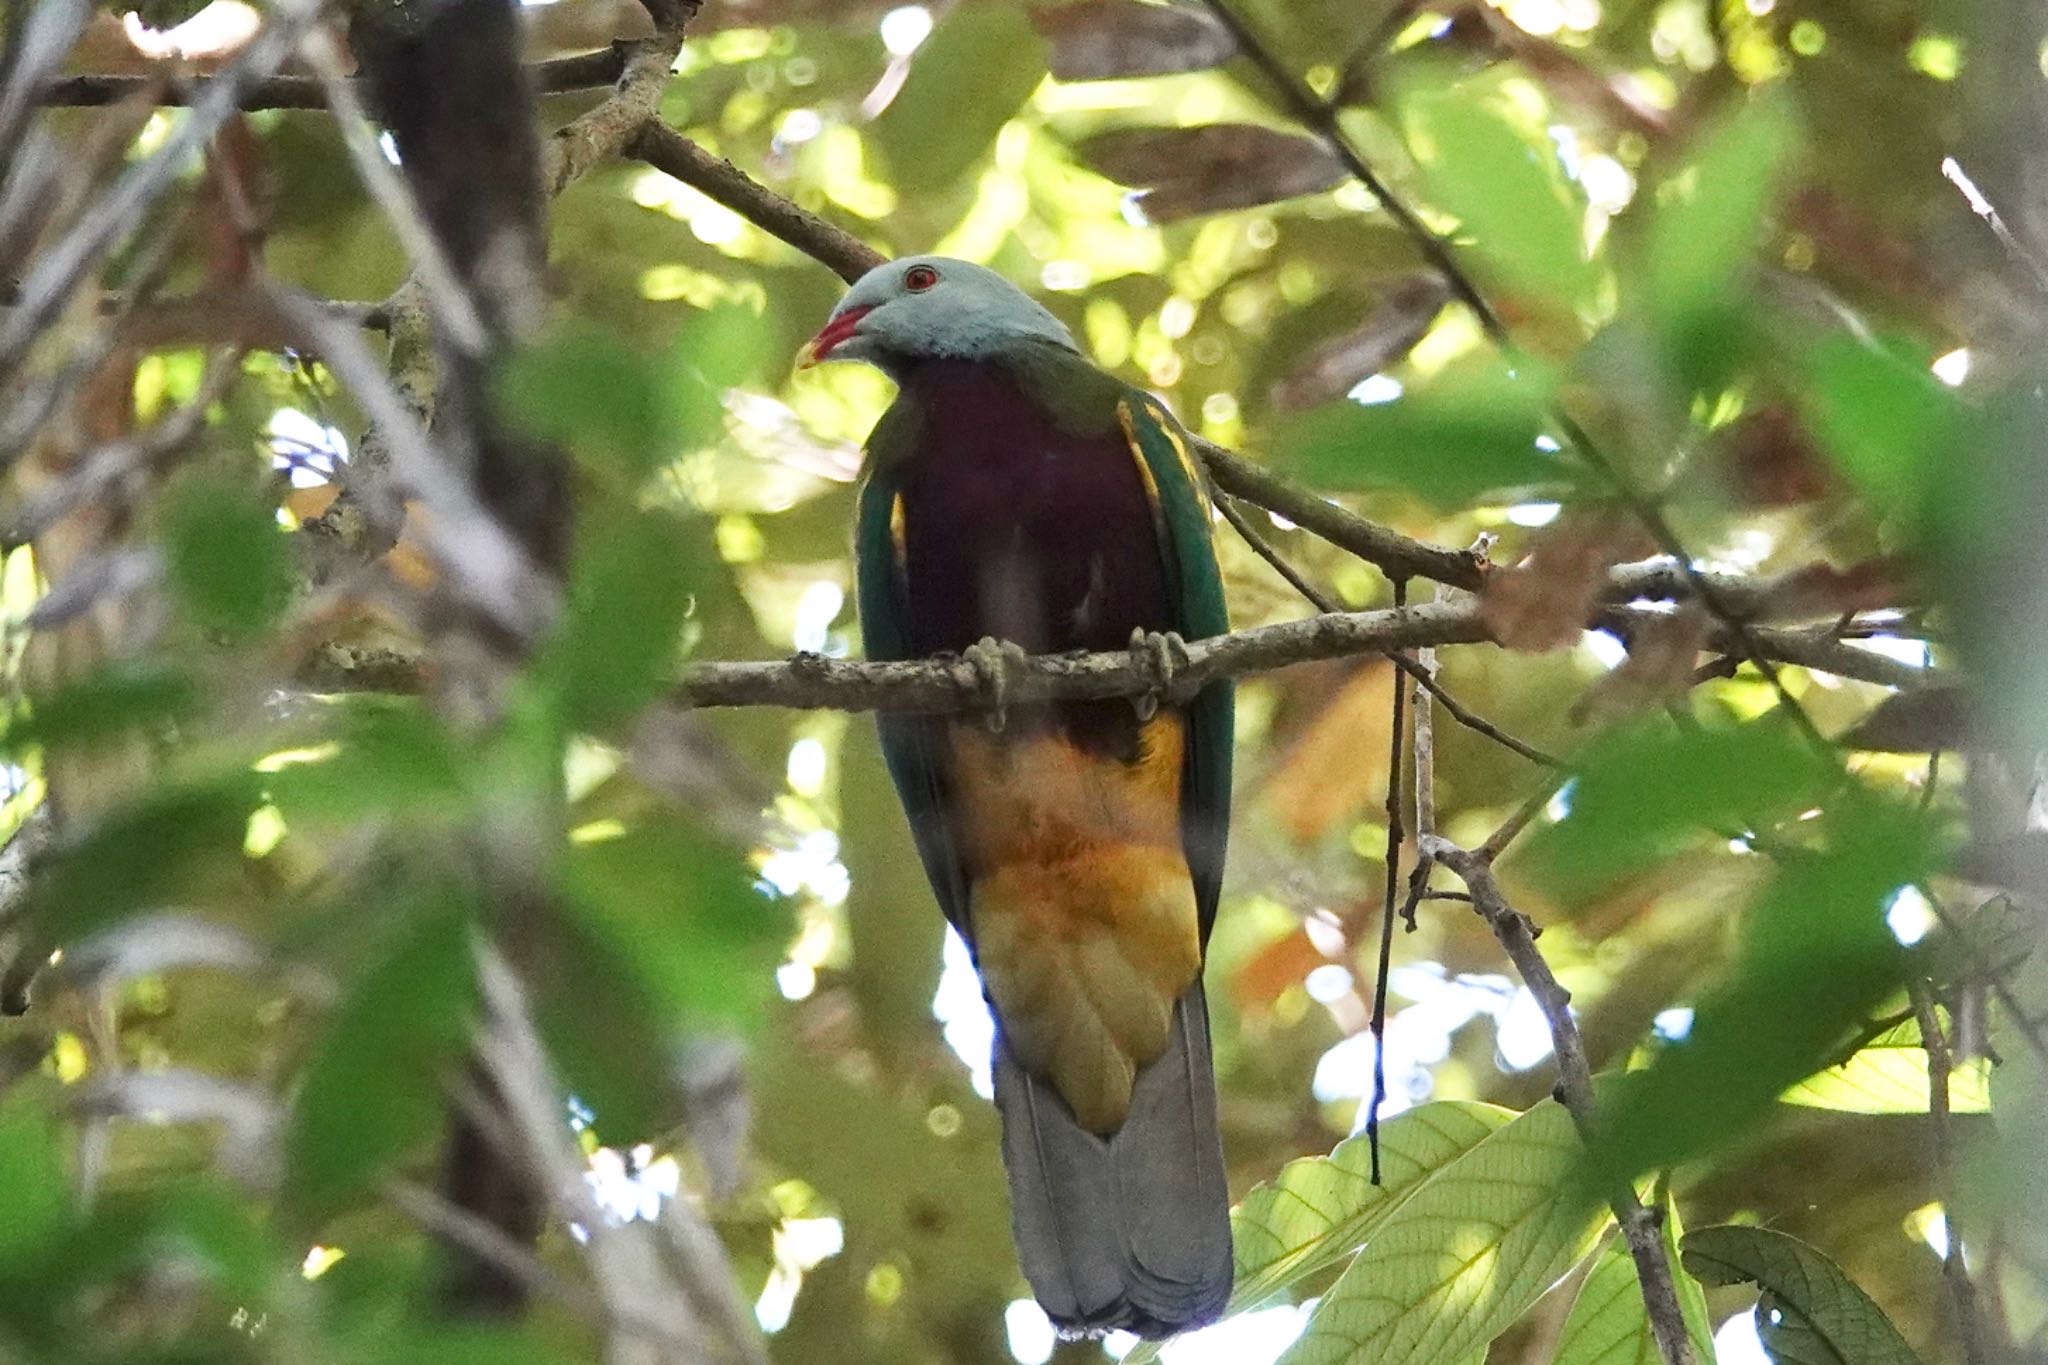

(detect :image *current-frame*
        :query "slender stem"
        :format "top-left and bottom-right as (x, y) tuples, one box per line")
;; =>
(1910, 983), (1988, 1365)
(1366, 580), (1410, 1185)
(1428, 840), (1699, 1365)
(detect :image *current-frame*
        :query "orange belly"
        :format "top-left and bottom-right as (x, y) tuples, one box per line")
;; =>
(948, 714), (1202, 1133)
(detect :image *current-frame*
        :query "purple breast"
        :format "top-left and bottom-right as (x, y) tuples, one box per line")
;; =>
(894, 360), (1172, 661)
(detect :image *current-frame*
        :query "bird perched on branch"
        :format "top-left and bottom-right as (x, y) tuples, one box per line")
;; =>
(804, 256), (1234, 1339)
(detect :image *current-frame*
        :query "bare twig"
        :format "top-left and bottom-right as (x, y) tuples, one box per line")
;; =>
(1218, 492), (1562, 766)
(38, 48), (633, 112)
(0, 0), (327, 379)
(544, 17), (696, 195)
(1365, 579), (1410, 1185)
(1427, 838), (1698, 1365)
(1910, 983), (1988, 1365)
(629, 121), (883, 284)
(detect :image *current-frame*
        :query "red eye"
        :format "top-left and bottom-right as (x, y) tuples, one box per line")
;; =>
(904, 264), (940, 292)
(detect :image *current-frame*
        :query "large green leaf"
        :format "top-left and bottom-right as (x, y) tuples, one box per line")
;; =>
(1643, 92), (1797, 349)
(1126, 1102), (1514, 1363)
(1781, 1017), (1990, 1114)
(162, 472), (292, 640)
(1681, 1225), (1923, 1365)
(1522, 715), (1834, 900)
(1232, 1101), (1512, 1309)
(1278, 1101), (1609, 1365)
(536, 505), (703, 731)
(31, 772), (260, 940)
(285, 904), (479, 1216)
(263, 696), (471, 825)
(1402, 70), (1601, 312)
(1584, 798), (1939, 1182)
(870, 5), (1048, 195)
(1277, 354), (1576, 509)
(1802, 335), (1959, 521)
(555, 815), (787, 1031)
(1553, 1195), (1716, 1365)
(2, 661), (195, 760)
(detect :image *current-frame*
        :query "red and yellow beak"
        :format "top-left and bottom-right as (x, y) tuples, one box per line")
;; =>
(797, 304), (874, 368)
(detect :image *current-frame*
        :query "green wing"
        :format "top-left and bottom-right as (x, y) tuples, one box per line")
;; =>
(853, 422), (972, 932)
(1116, 393), (1234, 944)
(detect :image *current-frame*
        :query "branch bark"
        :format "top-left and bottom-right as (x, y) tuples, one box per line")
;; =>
(1426, 839), (1700, 1365)
(40, 48), (631, 111)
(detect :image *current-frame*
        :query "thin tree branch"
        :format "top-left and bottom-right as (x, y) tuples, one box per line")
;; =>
(39, 48), (632, 111)
(1910, 983), (1988, 1365)
(1426, 838), (1699, 1365)
(1366, 579), (1409, 1184)
(1218, 492), (1563, 766)
(543, 15), (695, 195)
(629, 121), (884, 284)
(1200, 0), (1835, 755)
(0, 0), (327, 381)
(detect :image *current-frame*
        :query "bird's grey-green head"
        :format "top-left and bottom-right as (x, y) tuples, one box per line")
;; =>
(802, 255), (1079, 375)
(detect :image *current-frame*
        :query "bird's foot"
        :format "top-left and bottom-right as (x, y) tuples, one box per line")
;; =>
(1128, 628), (1189, 722)
(964, 636), (1029, 733)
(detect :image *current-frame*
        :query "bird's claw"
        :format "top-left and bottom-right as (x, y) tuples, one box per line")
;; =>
(1128, 628), (1189, 722)
(964, 636), (1029, 733)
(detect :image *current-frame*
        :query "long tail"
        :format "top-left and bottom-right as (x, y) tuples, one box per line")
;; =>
(993, 980), (1232, 1340)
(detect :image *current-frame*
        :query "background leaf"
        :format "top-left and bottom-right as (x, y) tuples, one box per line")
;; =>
(1682, 1225), (1923, 1365)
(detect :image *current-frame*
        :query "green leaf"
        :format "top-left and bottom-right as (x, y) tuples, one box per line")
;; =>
(2, 662), (195, 759)
(162, 473), (292, 639)
(870, 6), (1048, 195)
(1278, 1100), (1608, 1365)
(286, 904), (478, 1216)
(1127, 1103), (1514, 1363)
(1553, 1194), (1715, 1365)
(1402, 70), (1600, 312)
(32, 773), (259, 940)
(1781, 1021), (1990, 1114)
(1644, 92), (1797, 344)
(536, 506), (702, 730)
(1681, 1225), (1923, 1365)
(1584, 798), (1939, 1182)
(1277, 355), (1575, 509)
(0, 1091), (71, 1275)
(1802, 335), (1959, 519)
(556, 815), (786, 1031)
(497, 327), (675, 486)
(1522, 715), (1834, 900)
(263, 696), (471, 824)
(1231, 1101), (1513, 1310)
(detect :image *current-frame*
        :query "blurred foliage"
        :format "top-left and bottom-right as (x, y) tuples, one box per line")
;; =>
(4, 0), (2041, 1362)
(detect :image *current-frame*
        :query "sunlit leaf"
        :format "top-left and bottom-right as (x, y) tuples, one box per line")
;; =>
(1401, 70), (1600, 311)
(1782, 1020), (1990, 1114)
(286, 903), (478, 1216)
(1553, 1194), (1715, 1365)
(1279, 1101), (1608, 1365)
(871, 5), (1048, 195)
(1681, 1225), (1923, 1365)
(1234, 1101), (1511, 1313)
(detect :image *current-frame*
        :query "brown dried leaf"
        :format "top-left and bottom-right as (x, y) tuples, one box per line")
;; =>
(1033, 0), (1235, 82)
(1712, 404), (1839, 509)
(198, 114), (270, 287)
(1258, 661), (1395, 844)
(1480, 506), (1651, 653)
(1229, 927), (1327, 1017)
(1270, 276), (1452, 411)
(1761, 558), (1912, 620)
(1841, 684), (1968, 753)
(1571, 604), (1711, 726)
(1077, 124), (1345, 223)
